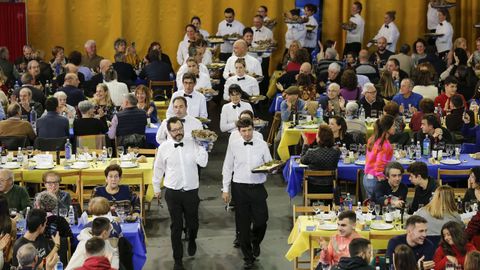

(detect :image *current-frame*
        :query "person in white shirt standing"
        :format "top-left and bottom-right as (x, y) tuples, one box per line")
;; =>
(257, 5), (270, 22)
(222, 118), (272, 270)
(303, 4), (319, 56)
(176, 45), (209, 88)
(223, 58), (259, 101)
(185, 16), (209, 40)
(217, 7), (245, 61)
(223, 39), (262, 80)
(427, 0), (440, 33)
(252, 14), (274, 93)
(156, 96), (203, 145)
(177, 24), (197, 66)
(177, 57), (211, 92)
(220, 84), (253, 133)
(344, 1), (365, 56)
(285, 9), (307, 49)
(167, 72), (207, 119)
(371, 11), (400, 53)
(153, 117), (208, 270)
(435, 8), (453, 59)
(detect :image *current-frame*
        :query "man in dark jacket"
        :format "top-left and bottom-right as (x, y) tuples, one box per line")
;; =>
(331, 238), (373, 270)
(36, 97), (69, 139)
(56, 73), (86, 107)
(112, 52), (137, 88)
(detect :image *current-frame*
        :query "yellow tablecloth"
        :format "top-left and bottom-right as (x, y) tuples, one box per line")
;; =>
(12, 158), (155, 202)
(285, 216), (405, 261)
(277, 123), (318, 161)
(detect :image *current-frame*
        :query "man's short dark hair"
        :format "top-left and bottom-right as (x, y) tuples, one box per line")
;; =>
(185, 24), (196, 32)
(450, 94), (464, 109)
(388, 58), (400, 67)
(259, 5), (268, 12)
(92, 217), (111, 237)
(147, 49), (160, 62)
(236, 118), (253, 130)
(224, 7), (235, 15)
(444, 76), (458, 86)
(104, 68), (118, 82)
(385, 161), (404, 177)
(45, 97), (58, 112)
(400, 44), (411, 54)
(407, 161), (428, 179)
(26, 209), (47, 232)
(304, 4), (317, 14)
(166, 116), (183, 132)
(338, 210), (356, 224)
(68, 51), (82, 66)
(243, 27), (254, 36)
(349, 238), (371, 257)
(182, 72), (197, 84)
(228, 84), (244, 96)
(172, 96), (187, 107)
(239, 110), (254, 120)
(353, 1), (362, 13)
(406, 215), (427, 228)
(422, 114), (441, 129)
(85, 237), (106, 256)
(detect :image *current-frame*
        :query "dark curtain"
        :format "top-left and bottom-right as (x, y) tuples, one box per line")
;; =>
(0, 3), (27, 61)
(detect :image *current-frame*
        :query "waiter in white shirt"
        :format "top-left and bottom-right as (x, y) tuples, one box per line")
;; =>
(222, 118), (272, 269)
(177, 58), (211, 92)
(228, 110), (264, 143)
(344, 1), (365, 56)
(176, 45), (209, 88)
(167, 72), (208, 119)
(285, 9), (307, 49)
(427, 0), (440, 32)
(223, 39), (262, 80)
(153, 117), (208, 269)
(257, 5), (270, 22)
(252, 15), (274, 93)
(435, 8), (453, 59)
(371, 11), (400, 53)
(217, 7), (245, 61)
(223, 59), (259, 101)
(156, 96), (203, 145)
(177, 24), (196, 65)
(303, 4), (318, 56)
(220, 84), (253, 133)
(184, 16), (209, 40)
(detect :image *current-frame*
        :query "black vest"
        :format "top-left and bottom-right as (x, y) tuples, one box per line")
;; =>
(116, 107), (147, 136)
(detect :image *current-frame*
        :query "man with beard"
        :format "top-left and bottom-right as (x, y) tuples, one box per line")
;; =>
(153, 117), (208, 270)
(368, 37), (394, 69)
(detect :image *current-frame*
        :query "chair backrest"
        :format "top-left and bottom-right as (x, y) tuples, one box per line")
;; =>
(76, 134), (106, 150)
(303, 169), (337, 206)
(437, 168), (471, 185)
(116, 134), (146, 149)
(34, 137), (68, 151)
(136, 148), (157, 157)
(267, 111), (282, 146)
(0, 136), (27, 150)
(79, 171), (106, 207)
(292, 205), (330, 226)
(149, 80), (175, 101)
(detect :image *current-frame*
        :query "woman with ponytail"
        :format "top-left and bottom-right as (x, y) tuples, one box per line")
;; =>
(363, 114), (395, 198)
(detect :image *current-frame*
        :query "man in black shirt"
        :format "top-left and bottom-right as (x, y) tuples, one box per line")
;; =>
(357, 83), (385, 118)
(368, 37), (393, 69)
(407, 161), (437, 214)
(372, 161), (408, 207)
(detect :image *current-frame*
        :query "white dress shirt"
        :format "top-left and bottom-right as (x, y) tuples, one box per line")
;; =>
(216, 20), (245, 53)
(223, 54), (262, 80)
(167, 90), (207, 119)
(177, 72), (212, 92)
(176, 63), (209, 88)
(202, 49), (213, 65)
(155, 115), (203, 145)
(222, 136), (272, 192)
(104, 80), (129, 107)
(304, 16), (318, 48)
(153, 137), (208, 193)
(285, 23), (307, 48)
(183, 29), (210, 40)
(228, 130), (263, 144)
(252, 26), (274, 58)
(427, 3), (439, 30)
(223, 75), (259, 101)
(220, 101), (253, 132)
(346, 14), (365, 44)
(435, 20), (453, 53)
(176, 39), (195, 65)
(373, 22), (400, 53)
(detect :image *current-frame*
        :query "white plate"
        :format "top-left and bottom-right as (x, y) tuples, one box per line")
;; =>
(397, 158), (414, 165)
(71, 163), (90, 169)
(297, 124), (319, 129)
(35, 164), (55, 169)
(2, 162), (19, 169)
(317, 223), (338, 231)
(354, 160), (366, 166)
(440, 159), (461, 165)
(370, 223), (394, 230)
(120, 162), (137, 168)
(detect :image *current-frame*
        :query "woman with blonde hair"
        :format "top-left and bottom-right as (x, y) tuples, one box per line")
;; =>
(416, 185), (462, 236)
(447, 37), (471, 67)
(91, 83), (114, 121)
(86, 197), (122, 238)
(134, 85), (158, 123)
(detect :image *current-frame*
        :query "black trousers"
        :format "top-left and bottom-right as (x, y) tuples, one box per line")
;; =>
(231, 182), (269, 262)
(165, 188), (200, 262)
(259, 56), (270, 95)
(344, 42), (361, 57)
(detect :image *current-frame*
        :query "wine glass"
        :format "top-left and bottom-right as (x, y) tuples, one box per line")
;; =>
(133, 147), (140, 158)
(116, 206), (125, 222)
(9, 208), (17, 218)
(368, 201), (375, 215)
(59, 208), (68, 220)
(117, 146), (124, 158)
(107, 147), (113, 159)
(371, 109), (378, 118)
(465, 202), (471, 213)
(26, 146), (34, 159)
(374, 204), (381, 217)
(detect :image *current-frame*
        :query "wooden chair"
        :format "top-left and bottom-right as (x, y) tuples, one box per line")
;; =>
(79, 171), (105, 207)
(0, 136), (27, 150)
(149, 80), (175, 101)
(56, 171), (81, 202)
(309, 235), (324, 270)
(76, 134), (107, 150)
(266, 111), (281, 157)
(33, 137), (68, 151)
(136, 148), (157, 157)
(437, 168), (470, 197)
(121, 172), (145, 221)
(13, 171), (23, 185)
(303, 170), (337, 206)
(292, 205), (330, 227)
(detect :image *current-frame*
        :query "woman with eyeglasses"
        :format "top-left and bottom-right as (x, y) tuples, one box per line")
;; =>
(42, 171), (71, 211)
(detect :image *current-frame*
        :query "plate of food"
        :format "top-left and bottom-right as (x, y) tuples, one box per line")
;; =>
(296, 123), (319, 129)
(306, 24), (316, 32)
(2, 162), (20, 169)
(252, 160), (284, 173)
(253, 119), (268, 128)
(206, 36), (225, 44)
(370, 223), (394, 230)
(198, 88), (218, 96)
(191, 129), (218, 143)
(35, 163), (55, 170)
(397, 158), (414, 165)
(440, 159), (461, 165)
(248, 95), (266, 103)
(71, 162), (90, 169)
(196, 117), (211, 124)
(223, 33), (242, 41)
(317, 223), (338, 231)
(354, 160), (366, 166)
(207, 62), (226, 69)
(120, 161), (137, 168)
(264, 19), (277, 29)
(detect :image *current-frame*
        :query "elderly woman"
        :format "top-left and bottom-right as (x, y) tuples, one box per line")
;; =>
(134, 85), (158, 123)
(319, 83), (345, 117)
(91, 83), (115, 121)
(42, 171), (71, 211)
(92, 164), (141, 218)
(345, 102), (367, 134)
(73, 100), (108, 136)
(43, 91), (76, 120)
(34, 191), (73, 239)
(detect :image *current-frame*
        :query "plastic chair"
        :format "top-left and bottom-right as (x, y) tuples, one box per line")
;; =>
(75, 134), (106, 150)
(33, 137), (68, 151)
(149, 80), (175, 101)
(303, 170), (337, 206)
(0, 136), (27, 150)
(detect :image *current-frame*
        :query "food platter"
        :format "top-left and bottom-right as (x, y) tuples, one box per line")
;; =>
(252, 160), (285, 173)
(191, 129), (218, 143)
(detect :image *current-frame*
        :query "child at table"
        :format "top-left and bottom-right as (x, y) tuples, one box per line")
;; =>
(433, 221), (476, 270)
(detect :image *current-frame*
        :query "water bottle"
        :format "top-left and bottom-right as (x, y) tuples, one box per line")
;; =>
(316, 105), (323, 123)
(416, 141), (421, 159)
(55, 260), (63, 270)
(68, 205), (75, 225)
(14, 80), (20, 93)
(345, 193), (353, 211)
(64, 139), (72, 161)
(30, 106), (37, 129)
(355, 202), (362, 218)
(359, 104), (365, 121)
(25, 206), (30, 220)
(17, 147), (23, 164)
(422, 136), (431, 157)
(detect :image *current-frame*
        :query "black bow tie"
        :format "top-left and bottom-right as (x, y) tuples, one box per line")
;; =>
(188, 40), (192, 43)
(233, 104), (241, 109)
(244, 141), (253, 146)
(184, 94), (192, 98)
(440, 22), (443, 26)
(237, 77), (245, 81)
(196, 75), (199, 78)
(179, 118), (185, 123)
(174, 142), (184, 148)
(384, 24), (389, 29)
(255, 29), (261, 32)
(226, 23), (232, 27)
(350, 15), (355, 18)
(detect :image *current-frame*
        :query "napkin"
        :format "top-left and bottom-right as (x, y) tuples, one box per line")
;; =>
(78, 211), (89, 226)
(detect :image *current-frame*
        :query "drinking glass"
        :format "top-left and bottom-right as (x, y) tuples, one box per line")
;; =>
(350, 144), (358, 153)
(107, 147), (113, 159)
(116, 206), (125, 222)
(368, 201), (375, 214)
(375, 204), (381, 217)
(117, 146), (124, 158)
(26, 146), (34, 159)
(471, 201), (478, 212)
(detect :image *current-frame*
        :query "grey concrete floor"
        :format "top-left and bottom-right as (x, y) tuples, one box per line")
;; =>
(142, 130), (304, 270)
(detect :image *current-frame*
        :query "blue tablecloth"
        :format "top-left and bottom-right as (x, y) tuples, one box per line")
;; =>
(283, 154), (478, 198)
(69, 127), (159, 148)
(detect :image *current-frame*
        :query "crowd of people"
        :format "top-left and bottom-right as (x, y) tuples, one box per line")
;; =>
(0, 1), (480, 270)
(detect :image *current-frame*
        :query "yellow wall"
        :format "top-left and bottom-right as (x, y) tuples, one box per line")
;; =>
(323, 0), (480, 55)
(26, 0), (294, 71)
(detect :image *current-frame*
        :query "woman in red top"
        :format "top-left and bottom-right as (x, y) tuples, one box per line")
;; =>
(285, 48), (310, 72)
(434, 221), (476, 270)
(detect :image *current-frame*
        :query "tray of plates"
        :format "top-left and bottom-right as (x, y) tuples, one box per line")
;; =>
(440, 159), (461, 165)
(253, 119), (268, 128)
(252, 160), (285, 173)
(207, 62), (226, 70)
(397, 158), (415, 165)
(192, 129), (218, 143)
(206, 36), (225, 44)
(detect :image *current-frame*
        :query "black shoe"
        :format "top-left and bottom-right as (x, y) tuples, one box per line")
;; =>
(253, 243), (260, 257)
(188, 240), (197, 256)
(173, 261), (185, 270)
(243, 260), (255, 269)
(233, 235), (240, 248)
